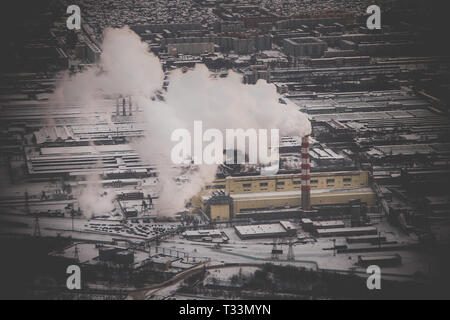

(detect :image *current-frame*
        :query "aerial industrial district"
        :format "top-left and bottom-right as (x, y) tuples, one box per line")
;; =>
(1, 0), (450, 300)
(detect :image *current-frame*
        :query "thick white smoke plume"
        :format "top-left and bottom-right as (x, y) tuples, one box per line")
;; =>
(54, 26), (311, 217)
(77, 174), (116, 219)
(55, 27), (164, 100)
(163, 66), (310, 136)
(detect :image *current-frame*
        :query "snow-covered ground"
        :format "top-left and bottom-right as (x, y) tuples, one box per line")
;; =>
(0, 213), (436, 279)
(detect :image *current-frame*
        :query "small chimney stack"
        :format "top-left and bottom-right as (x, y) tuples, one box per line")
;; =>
(129, 96), (132, 116)
(301, 135), (311, 210)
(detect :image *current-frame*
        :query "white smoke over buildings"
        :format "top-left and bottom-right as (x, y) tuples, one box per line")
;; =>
(163, 66), (311, 137)
(53, 26), (311, 217)
(77, 174), (116, 219)
(55, 27), (164, 100)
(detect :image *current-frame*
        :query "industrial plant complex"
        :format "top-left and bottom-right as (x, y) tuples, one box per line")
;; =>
(1, 0), (450, 301)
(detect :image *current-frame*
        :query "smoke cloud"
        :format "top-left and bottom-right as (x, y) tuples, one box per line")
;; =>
(164, 66), (310, 136)
(55, 27), (164, 100)
(78, 174), (116, 219)
(53, 26), (311, 217)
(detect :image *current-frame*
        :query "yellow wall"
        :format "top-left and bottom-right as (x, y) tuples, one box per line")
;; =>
(232, 189), (376, 213)
(212, 171), (369, 195)
(233, 196), (300, 213)
(311, 191), (376, 206)
(200, 171), (375, 220)
(210, 204), (231, 220)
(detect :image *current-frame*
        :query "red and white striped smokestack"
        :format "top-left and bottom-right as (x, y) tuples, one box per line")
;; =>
(301, 135), (311, 211)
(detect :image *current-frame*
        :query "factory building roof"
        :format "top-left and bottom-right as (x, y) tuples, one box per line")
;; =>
(310, 147), (345, 160)
(183, 229), (222, 238)
(316, 226), (377, 236)
(26, 144), (153, 175)
(234, 223), (286, 236)
(34, 126), (77, 144)
(39, 144), (135, 156)
(312, 220), (345, 229)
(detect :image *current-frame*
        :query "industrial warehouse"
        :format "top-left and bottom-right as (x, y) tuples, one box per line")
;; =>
(196, 133), (376, 221)
(199, 169), (376, 220)
(1, 0), (450, 302)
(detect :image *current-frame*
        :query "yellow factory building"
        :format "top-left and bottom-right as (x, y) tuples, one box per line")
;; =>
(195, 171), (376, 221)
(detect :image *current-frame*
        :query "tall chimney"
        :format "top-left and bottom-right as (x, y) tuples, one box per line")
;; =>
(129, 96), (132, 116)
(301, 135), (311, 210)
(122, 98), (126, 116)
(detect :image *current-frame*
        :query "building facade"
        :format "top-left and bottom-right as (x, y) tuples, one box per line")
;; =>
(198, 171), (376, 220)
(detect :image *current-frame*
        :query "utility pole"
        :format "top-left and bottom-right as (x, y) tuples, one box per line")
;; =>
(378, 232), (381, 249)
(287, 239), (295, 261)
(25, 191), (30, 215)
(74, 244), (80, 262)
(71, 207), (75, 232)
(34, 214), (41, 238)
(271, 238), (278, 260)
(271, 238), (282, 260)
(26, 191), (41, 238)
